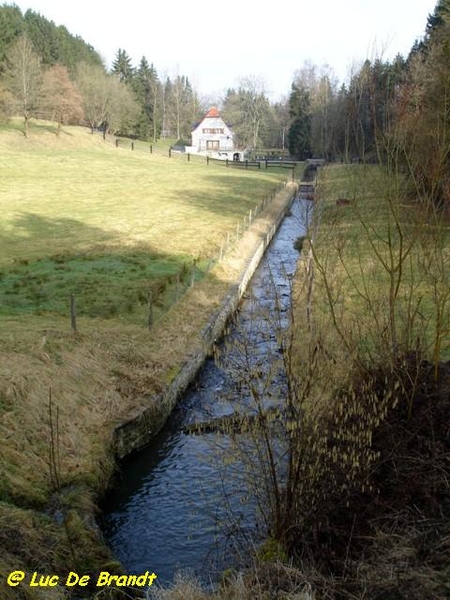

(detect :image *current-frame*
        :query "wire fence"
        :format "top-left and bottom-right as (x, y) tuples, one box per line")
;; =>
(69, 177), (296, 333)
(63, 133), (303, 332)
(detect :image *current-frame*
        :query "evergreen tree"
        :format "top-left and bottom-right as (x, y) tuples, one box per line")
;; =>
(24, 9), (59, 65)
(56, 24), (103, 73)
(0, 4), (103, 75)
(133, 56), (160, 140)
(0, 3), (24, 69)
(288, 83), (311, 159)
(112, 48), (134, 83)
(426, 0), (450, 33)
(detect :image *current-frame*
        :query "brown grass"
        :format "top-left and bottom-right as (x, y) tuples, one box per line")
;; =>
(0, 174), (297, 599)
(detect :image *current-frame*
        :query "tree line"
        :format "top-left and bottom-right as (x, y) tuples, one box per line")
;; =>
(0, 3), (290, 148)
(1, 0), (449, 208)
(287, 0), (450, 205)
(0, 4), (205, 140)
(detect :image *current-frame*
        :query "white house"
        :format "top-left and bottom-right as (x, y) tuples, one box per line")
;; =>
(186, 107), (245, 160)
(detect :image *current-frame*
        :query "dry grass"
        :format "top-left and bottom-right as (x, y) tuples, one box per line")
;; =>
(146, 564), (316, 600)
(281, 163), (450, 599)
(0, 119), (298, 598)
(145, 163), (450, 600)
(0, 182), (298, 503)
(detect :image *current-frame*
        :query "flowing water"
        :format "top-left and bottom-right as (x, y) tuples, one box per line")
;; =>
(101, 197), (312, 586)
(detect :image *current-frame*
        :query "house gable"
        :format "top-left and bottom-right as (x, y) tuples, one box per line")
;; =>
(191, 107), (234, 152)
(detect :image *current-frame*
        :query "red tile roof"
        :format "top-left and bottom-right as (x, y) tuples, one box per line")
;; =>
(205, 106), (220, 118)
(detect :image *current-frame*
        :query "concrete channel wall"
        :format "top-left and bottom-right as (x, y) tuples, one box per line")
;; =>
(113, 186), (297, 460)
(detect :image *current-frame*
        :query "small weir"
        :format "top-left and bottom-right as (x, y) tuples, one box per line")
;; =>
(101, 194), (313, 586)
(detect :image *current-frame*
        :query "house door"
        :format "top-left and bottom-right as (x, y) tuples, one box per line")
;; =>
(206, 140), (220, 150)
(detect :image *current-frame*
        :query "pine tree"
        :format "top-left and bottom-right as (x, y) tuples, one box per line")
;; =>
(0, 4), (24, 69)
(288, 83), (311, 159)
(426, 0), (450, 33)
(133, 56), (160, 140)
(24, 9), (59, 65)
(112, 48), (134, 83)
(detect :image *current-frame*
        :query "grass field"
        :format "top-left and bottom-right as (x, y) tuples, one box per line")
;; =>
(0, 120), (291, 324)
(303, 163), (450, 366)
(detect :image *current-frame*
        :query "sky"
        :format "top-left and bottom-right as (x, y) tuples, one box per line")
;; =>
(13, 0), (439, 102)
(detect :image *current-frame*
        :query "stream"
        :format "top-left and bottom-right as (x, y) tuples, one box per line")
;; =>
(101, 196), (313, 587)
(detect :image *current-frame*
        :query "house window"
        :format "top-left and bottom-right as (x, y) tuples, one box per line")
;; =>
(202, 128), (224, 134)
(206, 140), (220, 150)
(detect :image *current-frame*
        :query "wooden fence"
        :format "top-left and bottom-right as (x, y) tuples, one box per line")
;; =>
(264, 159), (297, 169)
(113, 138), (301, 173)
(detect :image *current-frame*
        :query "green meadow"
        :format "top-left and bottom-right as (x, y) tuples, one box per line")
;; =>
(0, 121), (289, 324)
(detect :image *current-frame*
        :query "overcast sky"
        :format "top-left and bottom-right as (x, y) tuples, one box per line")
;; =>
(14, 0), (438, 101)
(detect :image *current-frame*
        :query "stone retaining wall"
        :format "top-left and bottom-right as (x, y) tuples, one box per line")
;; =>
(113, 187), (296, 459)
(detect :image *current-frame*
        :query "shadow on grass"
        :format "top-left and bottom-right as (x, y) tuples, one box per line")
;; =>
(4, 212), (118, 251)
(0, 212), (210, 323)
(179, 172), (289, 219)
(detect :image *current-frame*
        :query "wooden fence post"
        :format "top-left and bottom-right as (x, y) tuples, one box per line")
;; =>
(175, 272), (180, 301)
(150, 145), (153, 154)
(148, 290), (153, 329)
(70, 294), (77, 332)
(131, 142), (134, 151)
(115, 139), (119, 148)
(169, 148), (172, 158)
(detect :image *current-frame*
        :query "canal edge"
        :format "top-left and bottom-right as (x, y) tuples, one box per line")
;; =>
(112, 183), (299, 460)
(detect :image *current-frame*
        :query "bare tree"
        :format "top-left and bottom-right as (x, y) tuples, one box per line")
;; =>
(76, 63), (109, 133)
(239, 76), (270, 148)
(4, 34), (42, 136)
(107, 75), (140, 136)
(222, 76), (271, 149)
(41, 65), (84, 134)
